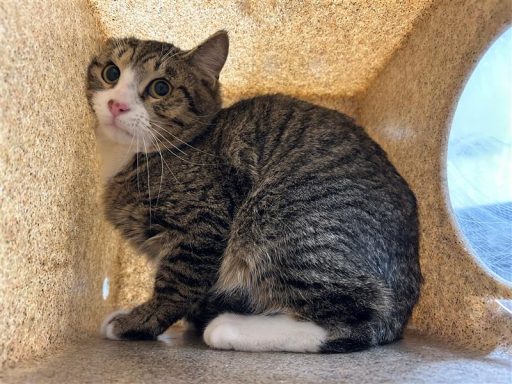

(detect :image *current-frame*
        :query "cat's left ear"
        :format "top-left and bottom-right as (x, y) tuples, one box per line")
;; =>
(185, 30), (229, 84)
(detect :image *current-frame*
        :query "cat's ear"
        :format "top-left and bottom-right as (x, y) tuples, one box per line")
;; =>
(185, 30), (229, 84)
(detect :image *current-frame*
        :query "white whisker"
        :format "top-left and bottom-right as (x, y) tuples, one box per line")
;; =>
(149, 119), (217, 157)
(149, 124), (188, 156)
(139, 125), (184, 187)
(126, 129), (136, 157)
(150, 129), (217, 166)
(136, 136), (141, 200)
(142, 136), (152, 228)
(143, 126), (165, 205)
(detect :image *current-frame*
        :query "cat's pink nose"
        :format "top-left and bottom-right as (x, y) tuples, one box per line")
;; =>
(108, 100), (131, 117)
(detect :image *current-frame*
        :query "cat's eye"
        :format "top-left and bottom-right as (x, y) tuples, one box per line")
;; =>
(148, 79), (171, 98)
(102, 64), (121, 84)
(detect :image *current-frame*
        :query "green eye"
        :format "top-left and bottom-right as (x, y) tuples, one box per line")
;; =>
(102, 64), (120, 84)
(148, 79), (171, 98)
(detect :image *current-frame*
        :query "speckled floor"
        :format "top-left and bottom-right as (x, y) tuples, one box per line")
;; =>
(1, 329), (510, 384)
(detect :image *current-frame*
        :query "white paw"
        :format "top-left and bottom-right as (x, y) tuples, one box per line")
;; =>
(100, 309), (131, 340)
(203, 313), (240, 350)
(203, 313), (327, 352)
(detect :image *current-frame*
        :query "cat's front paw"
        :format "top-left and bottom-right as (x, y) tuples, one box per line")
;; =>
(101, 309), (132, 340)
(101, 308), (160, 341)
(101, 299), (178, 341)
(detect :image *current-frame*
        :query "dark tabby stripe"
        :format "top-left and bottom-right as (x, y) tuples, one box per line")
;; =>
(178, 86), (201, 115)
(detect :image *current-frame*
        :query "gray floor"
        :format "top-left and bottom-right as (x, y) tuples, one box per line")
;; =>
(1, 328), (511, 384)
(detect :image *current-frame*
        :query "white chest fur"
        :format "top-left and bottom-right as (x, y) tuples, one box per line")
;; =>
(95, 132), (137, 182)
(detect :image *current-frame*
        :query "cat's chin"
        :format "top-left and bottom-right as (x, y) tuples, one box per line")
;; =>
(95, 127), (139, 181)
(97, 122), (135, 146)
(110, 122), (134, 139)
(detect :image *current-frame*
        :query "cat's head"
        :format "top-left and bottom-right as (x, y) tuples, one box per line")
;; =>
(86, 31), (228, 151)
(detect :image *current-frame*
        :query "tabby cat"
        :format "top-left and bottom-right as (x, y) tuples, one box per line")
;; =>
(86, 30), (421, 353)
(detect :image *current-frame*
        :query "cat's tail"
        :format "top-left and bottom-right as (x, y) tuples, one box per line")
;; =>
(318, 318), (400, 353)
(311, 278), (411, 353)
(319, 337), (375, 353)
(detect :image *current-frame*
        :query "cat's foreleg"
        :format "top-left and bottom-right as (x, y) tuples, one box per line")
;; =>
(101, 297), (176, 340)
(101, 236), (223, 341)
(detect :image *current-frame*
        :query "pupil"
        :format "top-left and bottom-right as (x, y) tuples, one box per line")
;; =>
(155, 81), (168, 96)
(107, 66), (120, 81)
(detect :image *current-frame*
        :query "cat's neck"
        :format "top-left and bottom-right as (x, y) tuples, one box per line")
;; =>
(95, 131), (137, 183)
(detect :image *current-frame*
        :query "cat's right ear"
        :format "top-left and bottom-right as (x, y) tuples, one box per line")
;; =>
(185, 30), (229, 86)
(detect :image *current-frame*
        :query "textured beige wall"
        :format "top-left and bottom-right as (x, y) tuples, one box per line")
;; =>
(0, 0), (123, 367)
(357, 0), (512, 350)
(90, 0), (434, 99)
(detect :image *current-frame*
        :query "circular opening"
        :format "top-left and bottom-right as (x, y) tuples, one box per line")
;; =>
(447, 27), (512, 284)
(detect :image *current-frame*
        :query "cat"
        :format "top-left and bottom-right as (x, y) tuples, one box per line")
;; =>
(86, 30), (421, 353)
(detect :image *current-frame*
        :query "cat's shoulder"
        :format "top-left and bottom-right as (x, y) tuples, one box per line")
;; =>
(224, 93), (315, 113)
(223, 94), (355, 121)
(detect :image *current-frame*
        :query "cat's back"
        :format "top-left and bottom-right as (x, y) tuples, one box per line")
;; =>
(219, 94), (358, 141)
(215, 94), (417, 247)
(216, 94), (404, 188)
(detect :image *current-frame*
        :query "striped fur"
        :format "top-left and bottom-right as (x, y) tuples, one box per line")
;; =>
(87, 31), (421, 352)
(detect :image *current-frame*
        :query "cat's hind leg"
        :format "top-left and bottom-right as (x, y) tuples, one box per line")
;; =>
(203, 313), (327, 352)
(210, 178), (414, 353)
(202, 284), (396, 353)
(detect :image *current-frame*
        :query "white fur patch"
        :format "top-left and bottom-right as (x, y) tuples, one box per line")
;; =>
(203, 313), (327, 352)
(100, 309), (131, 340)
(95, 132), (137, 182)
(92, 67), (153, 180)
